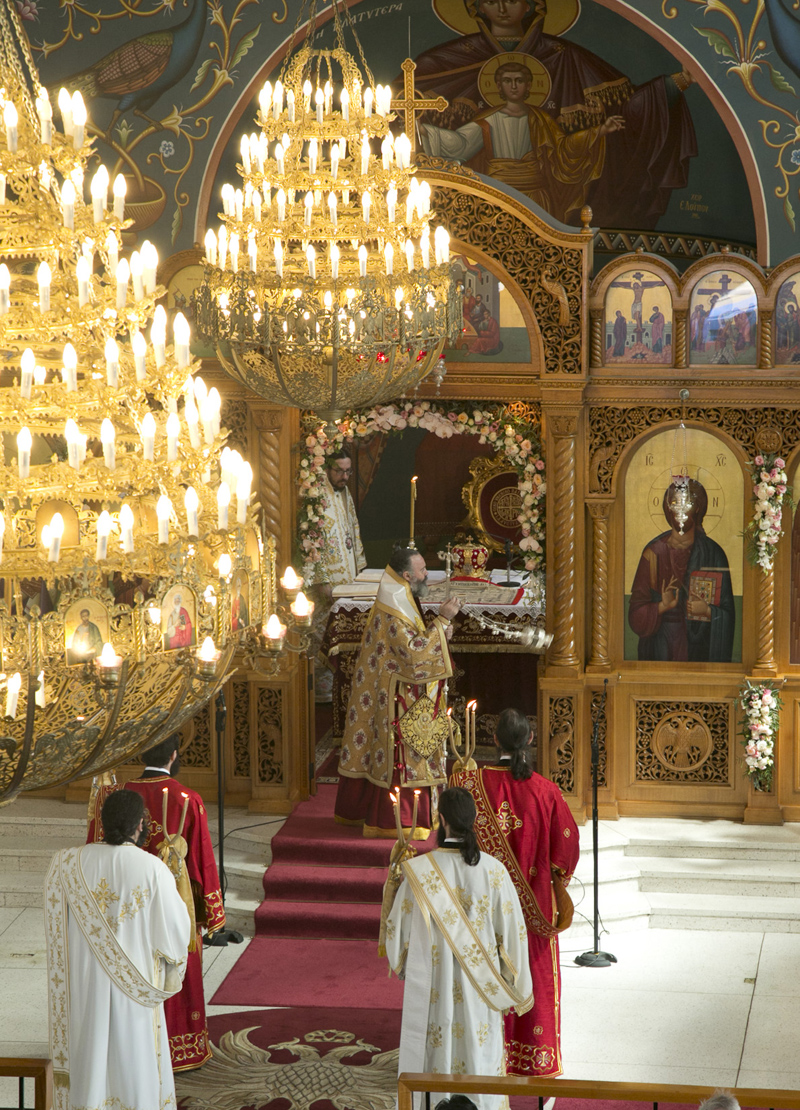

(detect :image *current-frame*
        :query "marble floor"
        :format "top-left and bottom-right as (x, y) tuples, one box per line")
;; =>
(4, 906), (800, 1105)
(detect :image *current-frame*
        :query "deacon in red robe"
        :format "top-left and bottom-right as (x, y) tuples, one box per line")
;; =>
(451, 708), (579, 1077)
(88, 735), (225, 1071)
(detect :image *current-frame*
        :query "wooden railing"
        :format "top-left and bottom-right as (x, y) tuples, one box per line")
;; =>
(0, 1060), (52, 1110)
(397, 1074), (800, 1110)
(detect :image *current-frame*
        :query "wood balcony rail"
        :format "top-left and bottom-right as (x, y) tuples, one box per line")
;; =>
(398, 1073), (800, 1110)
(0, 1059), (52, 1110)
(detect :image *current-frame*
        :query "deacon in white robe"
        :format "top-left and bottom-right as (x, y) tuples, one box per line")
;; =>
(384, 787), (533, 1110)
(45, 791), (192, 1110)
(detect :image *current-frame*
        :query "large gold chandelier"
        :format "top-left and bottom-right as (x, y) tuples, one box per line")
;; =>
(0, 3), (265, 805)
(195, 0), (462, 422)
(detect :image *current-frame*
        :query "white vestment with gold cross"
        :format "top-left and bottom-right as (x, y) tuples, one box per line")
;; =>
(385, 847), (533, 1110)
(45, 843), (191, 1110)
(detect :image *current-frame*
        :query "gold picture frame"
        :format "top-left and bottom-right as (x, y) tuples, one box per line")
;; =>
(461, 454), (522, 554)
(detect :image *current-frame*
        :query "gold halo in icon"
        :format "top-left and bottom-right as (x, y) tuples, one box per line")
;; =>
(431, 0), (580, 40)
(478, 52), (551, 107)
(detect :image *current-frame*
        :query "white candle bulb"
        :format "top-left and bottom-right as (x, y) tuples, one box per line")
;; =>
(240, 133), (251, 173)
(364, 87), (373, 117)
(273, 80), (283, 117)
(141, 412), (156, 460)
(157, 495), (171, 544)
(165, 412), (179, 459)
(396, 133), (411, 169)
(208, 387), (221, 437)
(76, 255), (90, 306)
(274, 238), (284, 278)
(306, 244), (316, 279)
(115, 256), (130, 310)
(113, 174), (126, 221)
(58, 87), (73, 136)
(0, 263), (9, 313)
(218, 553), (232, 579)
(358, 244), (367, 278)
(259, 81), (272, 116)
(421, 229), (431, 269)
(63, 343), (78, 391)
(384, 242), (394, 275)
(65, 419), (81, 468)
(330, 242), (340, 281)
(308, 138), (318, 174)
(61, 179), (76, 229)
(184, 486), (199, 536)
(217, 482), (230, 529)
(101, 418), (115, 470)
(129, 329), (146, 381)
(276, 187), (286, 222)
(33, 365), (45, 386)
(104, 337), (119, 387)
(236, 461), (253, 524)
(150, 313), (166, 371)
(6, 672), (21, 719)
(119, 504), (134, 553)
(286, 88), (295, 121)
(362, 190), (371, 224)
(37, 262), (51, 313)
(387, 185), (397, 223)
(96, 510), (111, 559)
(3, 101), (17, 152)
(304, 190), (313, 227)
(48, 512), (64, 562)
(90, 168), (107, 222)
(185, 394), (200, 447)
(20, 348), (34, 398)
(129, 251), (144, 301)
(173, 312), (191, 367)
(315, 86), (324, 123)
(105, 231), (119, 277)
(248, 231), (257, 272)
(36, 91), (52, 144)
(71, 92), (86, 148)
(229, 232), (239, 273)
(204, 228), (217, 266)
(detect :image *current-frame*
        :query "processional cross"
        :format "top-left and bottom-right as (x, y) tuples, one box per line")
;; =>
(390, 58), (449, 153)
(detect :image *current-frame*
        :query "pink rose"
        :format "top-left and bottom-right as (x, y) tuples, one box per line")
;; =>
(535, 459), (545, 471)
(754, 455), (764, 466)
(776, 457), (786, 468)
(778, 484), (787, 494)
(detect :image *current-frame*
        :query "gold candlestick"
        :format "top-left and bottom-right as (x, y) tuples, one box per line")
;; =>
(409, 475), (417, 548)
(411, 789), (420, 837)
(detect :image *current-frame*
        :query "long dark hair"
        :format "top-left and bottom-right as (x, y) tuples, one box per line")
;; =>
(437, 787), (480, 865)
(496, 708), (533, 780)
(101, 789), (144, 846)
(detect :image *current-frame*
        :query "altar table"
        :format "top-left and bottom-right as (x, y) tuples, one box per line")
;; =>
(320, 572), (544, 751)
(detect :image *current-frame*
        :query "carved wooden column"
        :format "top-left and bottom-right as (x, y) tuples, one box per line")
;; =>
(549, 412), (580, 667)
(587, 501), (612, 668)
(759, 311), (774, 370)
(589, 309), (603, 368)
(754, 566), (776, 672)
(673, 310), (687, 369)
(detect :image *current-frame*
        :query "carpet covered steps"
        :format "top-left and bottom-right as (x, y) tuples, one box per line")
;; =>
(268, 817), (397, 867)
(254, 898), (382, 939)
(262, 861), (388, 901)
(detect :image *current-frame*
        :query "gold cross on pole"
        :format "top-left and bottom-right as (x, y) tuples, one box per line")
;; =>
(390, 58), (448, 155)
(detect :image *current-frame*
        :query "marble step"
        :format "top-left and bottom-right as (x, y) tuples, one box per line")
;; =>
(616, 816), (800, 862)
(647, 890), (800, 932)
(636, 856), (800, 898)
(0, 871), (45, 909)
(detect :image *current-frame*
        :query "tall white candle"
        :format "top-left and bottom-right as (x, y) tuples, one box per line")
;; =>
(4, 101), (18, 153)
(48, 512), (64, 562)
(37, 262), (51, 313)
(16, 424), (31, 477)
(130, 251), (144, 301)
(119, 504), (134, 553)
(105, 337), (119, 387)
(61, 179), (75, 229)
(101, 418), (115, 469)
(113, 174), (126, 221)
(58, 87), (73, 136)
(20, 348), (34, 398)
(71, 92), (86, 148)
(63, 343), (78, 391)
(141, 412), (156, 460)
(340, 87), (350, 121)
(166, 412), (180, 461)
(217, 482), (230, 529)
(330, 243), (340, 281)
(173, 312), (191, 367)
(105, 231), (119, 277)
(6, 673), (21, 719)
(358, 245), (367, 278)
(184, 486), (199, 536)
(115, 257), (130, 309)
(96, 510), (111, 559)
(157, 496), (171, 544)
(185, 394), (200, 447)
(151, 304), (166, 367)
(65, 419), (81, 468)
(204, 228), (217, 266)
(76, 255), (90, 306)
(36, 91), (52, 144)
(90, 167), (107, 222)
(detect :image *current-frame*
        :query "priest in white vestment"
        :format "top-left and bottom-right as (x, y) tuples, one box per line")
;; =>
(385, 787), (533, 1110)
(45, 789), (192, 1110)
(304, 449), (366, 701)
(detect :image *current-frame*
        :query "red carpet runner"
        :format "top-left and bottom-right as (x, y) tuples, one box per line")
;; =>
(211, 783), (434, 1008)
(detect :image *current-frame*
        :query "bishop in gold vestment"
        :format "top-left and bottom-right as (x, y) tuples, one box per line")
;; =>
(335, 549), (461, 836)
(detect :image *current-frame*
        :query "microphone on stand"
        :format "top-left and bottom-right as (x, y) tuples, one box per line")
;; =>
(503, 539), (521, 588)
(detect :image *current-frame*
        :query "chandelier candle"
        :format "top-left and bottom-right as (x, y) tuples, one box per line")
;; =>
(96, 511), (111, 560)
(156, 497), (171, 544)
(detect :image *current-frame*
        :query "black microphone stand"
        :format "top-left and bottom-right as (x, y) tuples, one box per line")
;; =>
(575, 678), (616, 968)
(503, 539), (521, 587)
(206, 688), (243, 946)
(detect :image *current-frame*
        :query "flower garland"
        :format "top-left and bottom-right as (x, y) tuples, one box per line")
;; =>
(745, 453), (791, 571)
(298, 401), (545, 582)
(739, 679), (781, 791)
